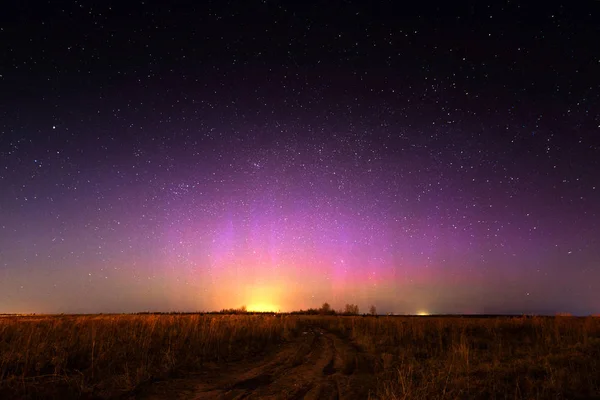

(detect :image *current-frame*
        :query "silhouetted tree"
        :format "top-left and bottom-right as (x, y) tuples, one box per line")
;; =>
(219, 305), (248, 314)
(344, 303), (359, 315)
(320, 302), (331, 314)
(369, 305), (377, 315)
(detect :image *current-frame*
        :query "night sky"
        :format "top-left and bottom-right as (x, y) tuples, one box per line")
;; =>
(1, 1), (599, 315)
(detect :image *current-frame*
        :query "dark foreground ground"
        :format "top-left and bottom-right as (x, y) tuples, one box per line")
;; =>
(1, 314), (599, 399)
(139, 326), (375, 399)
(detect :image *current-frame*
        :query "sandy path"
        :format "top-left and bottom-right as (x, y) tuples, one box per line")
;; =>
(138, 328), (378, 400)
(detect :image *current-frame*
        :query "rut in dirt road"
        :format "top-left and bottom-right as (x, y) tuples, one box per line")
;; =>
(139, 327), (380, 400)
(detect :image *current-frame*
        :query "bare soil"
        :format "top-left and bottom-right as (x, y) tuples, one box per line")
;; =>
(137, 327), (379, 400)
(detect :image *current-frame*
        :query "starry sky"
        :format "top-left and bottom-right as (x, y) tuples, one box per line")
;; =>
(1, 1), (599, 315)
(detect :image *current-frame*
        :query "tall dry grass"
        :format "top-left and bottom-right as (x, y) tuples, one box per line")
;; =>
(307, 315), (600, 399)
(0, 314), (300, 399)
(1, 314), (599, 399)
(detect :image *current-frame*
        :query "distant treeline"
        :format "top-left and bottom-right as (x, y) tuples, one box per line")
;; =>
(6, 310), (596, 317)
(134, 303), (373, 316)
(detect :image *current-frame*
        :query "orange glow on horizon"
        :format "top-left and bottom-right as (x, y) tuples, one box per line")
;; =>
(243, 283), (283, 313)
(247, 303), (279, 312)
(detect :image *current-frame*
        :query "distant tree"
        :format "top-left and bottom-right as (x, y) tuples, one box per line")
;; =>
(369, 305), (377, 315)
(344, 303), (359, 315)
(221, 305), (248, 314)
(320, 302), (331, 314)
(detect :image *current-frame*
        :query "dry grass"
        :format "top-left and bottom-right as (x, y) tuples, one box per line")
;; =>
(1, 314), (599, 399)
(0, 313), (300, 399)
(308, 315), (600, 399)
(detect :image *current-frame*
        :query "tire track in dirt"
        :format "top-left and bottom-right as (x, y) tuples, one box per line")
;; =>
(138, 327), (377, 400)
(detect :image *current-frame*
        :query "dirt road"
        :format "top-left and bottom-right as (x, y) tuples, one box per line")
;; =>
(138, 328), (380, 399)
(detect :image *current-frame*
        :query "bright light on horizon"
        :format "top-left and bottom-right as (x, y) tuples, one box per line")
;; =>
(247, 303), (279, 313)
(244, 283), (282, 313)
(417, 310), (429, 316)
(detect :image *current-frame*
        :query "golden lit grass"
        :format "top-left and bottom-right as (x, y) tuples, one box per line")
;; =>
(1, 314), (599, 399)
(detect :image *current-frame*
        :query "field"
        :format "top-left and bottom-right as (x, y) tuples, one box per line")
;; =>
(1, 314), (600, 399)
